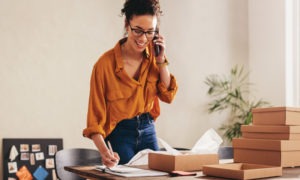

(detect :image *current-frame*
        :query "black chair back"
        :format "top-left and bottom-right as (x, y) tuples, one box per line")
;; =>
(54, 148), (102, 180)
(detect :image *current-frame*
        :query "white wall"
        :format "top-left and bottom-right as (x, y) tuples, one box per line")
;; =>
(0, 0), (248, 177)
(248, 0), (286, 106)
(0, 0), (123, 177)
(157, 0), (248, 147)
(248, 0), (300, 107)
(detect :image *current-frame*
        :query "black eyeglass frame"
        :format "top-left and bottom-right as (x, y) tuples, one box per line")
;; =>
(128, 22), (159, 39)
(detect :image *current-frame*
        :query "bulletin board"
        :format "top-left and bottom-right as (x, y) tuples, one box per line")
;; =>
(2, 138), (63, 180)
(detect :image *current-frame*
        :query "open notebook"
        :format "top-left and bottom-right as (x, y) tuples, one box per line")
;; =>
(95, 165), (168, 177)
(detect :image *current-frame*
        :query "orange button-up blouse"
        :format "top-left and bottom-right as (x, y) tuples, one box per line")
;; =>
(83, 39), (178, 139)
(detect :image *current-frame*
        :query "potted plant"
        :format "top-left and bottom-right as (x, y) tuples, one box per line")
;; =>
(205, 65), (269, 143)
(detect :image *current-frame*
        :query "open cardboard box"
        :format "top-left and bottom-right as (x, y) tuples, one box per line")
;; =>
(241, 125), (300, 140)
(202, 163), (282, 180)
(148, 151), (219, 172)
(233, 138), (300, 167)
(252, 107), (300, 125)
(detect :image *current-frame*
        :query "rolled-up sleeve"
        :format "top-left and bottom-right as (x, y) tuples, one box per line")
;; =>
(83, 65), (107, 139)
(157, 74), (178, 103)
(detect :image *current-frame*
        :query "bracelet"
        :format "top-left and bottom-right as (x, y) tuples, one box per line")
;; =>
(156, 59), (169, 67)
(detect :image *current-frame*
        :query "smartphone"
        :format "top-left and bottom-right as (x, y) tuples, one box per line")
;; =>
(153, 35), (160, 57)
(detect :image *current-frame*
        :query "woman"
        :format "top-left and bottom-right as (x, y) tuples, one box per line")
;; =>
(83, 0), (178, 167)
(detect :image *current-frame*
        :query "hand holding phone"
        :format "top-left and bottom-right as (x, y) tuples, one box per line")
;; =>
(153, 36), (161, 57)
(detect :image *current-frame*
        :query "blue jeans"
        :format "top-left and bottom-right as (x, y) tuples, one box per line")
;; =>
(105, 113), (159, 164)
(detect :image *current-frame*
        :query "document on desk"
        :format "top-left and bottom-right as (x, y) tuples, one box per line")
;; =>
(95, 165), (168, 177)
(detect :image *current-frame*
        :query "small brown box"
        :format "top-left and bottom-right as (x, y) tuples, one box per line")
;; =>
(234, 149), (300, 167)
(148, 152), (219, 172)
(241, 125), (300, 140)
(233, 138), (300, 167)
(233, 138), (300, 151)
(202, 163), (282, 180)
(252, 107), (300, 125)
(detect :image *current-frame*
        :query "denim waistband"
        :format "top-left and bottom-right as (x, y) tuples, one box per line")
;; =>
(117, 112), (153, 129)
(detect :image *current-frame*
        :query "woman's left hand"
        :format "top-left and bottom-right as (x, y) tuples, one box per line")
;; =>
(152, 34), (166, 63)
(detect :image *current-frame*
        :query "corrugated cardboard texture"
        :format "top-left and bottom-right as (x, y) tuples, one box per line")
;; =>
(148, 152), (219, 172)
(202, 163), (282, 180)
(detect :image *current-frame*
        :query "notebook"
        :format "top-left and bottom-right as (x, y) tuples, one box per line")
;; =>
(95, 165), (168, 177)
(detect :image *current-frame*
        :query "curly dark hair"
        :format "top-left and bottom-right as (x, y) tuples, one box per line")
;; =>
(121, 0), (163, 21)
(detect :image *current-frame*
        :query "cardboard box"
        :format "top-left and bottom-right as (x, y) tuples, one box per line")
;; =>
(234, 149), (300, 167)
(233, 138), (300, 167)
(148, 152), (219, 172)
(241, 125), (300, 140)
(252, 107), (300, 125)
(202, 163), (282, 180)
(242, 132), (300, 140)
(232, 138), (300, 151)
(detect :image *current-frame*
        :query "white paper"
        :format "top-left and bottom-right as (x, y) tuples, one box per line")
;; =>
(119, 128), (222, 168)
(52, 169), (58, 180)
(158, 128), (223, 155)
(191, 128), (223, 154)
(30, 153), (35, 165)
(125, 149), (154, 166)
(95, 165), (168, 177)
(109, 165), (143, 173)
(9, 145), (19, 161)
(35, 152), (45, 160)
(158, 138), (181, 155)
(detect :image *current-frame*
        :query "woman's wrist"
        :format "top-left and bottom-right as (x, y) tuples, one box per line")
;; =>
(92, 134), (107, 153)
(156, 58), (169, 67)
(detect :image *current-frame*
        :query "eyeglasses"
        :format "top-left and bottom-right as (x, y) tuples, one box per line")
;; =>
(128, 23), (158, 39)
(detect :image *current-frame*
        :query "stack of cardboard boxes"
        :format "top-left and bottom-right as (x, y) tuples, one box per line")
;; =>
(233, 107), (300, 167)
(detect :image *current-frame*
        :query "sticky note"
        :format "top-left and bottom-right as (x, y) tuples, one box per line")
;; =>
(33, 166), (48, 180)
(16, 165), (33, 180)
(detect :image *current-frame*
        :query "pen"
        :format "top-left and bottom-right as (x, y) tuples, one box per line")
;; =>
(107, 141), (114, 156)
(107, 141), (119, 165)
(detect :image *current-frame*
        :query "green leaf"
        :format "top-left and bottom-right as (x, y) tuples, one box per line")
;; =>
(205, 65), (271, 142)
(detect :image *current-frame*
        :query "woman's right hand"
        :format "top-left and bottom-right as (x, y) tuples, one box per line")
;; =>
(101, 149), (120, 168)
(91, 134), (120, 168)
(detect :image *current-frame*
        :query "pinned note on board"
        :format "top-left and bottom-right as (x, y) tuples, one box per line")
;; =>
(9, 145), (19, 161)
(33, 166), (48, 180)
(16, 166), (33, 180)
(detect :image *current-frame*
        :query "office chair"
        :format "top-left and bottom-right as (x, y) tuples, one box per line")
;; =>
(54, 148), (102, 180)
